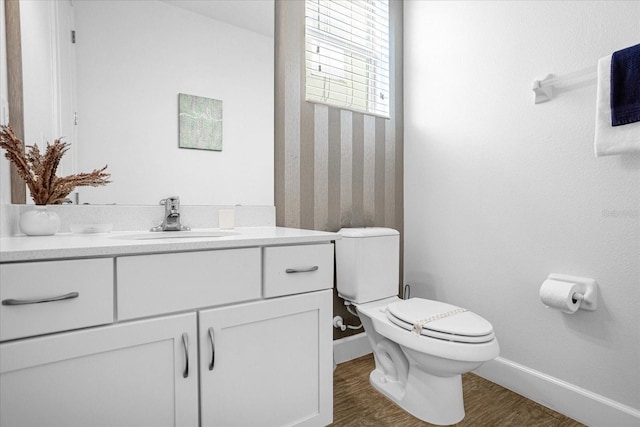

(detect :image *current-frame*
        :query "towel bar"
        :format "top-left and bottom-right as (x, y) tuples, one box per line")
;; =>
(532, 65), (597, 104)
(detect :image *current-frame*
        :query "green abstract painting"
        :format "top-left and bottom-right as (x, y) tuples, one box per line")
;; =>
(178, 93), (223, 151)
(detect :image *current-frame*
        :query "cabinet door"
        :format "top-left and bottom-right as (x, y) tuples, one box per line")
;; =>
(0, 313), (198, 427)
(200, 290), (333, 427)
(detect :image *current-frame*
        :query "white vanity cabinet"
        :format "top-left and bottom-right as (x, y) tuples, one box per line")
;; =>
(118, 244), (334, 427)
(0, 237), (335, 427)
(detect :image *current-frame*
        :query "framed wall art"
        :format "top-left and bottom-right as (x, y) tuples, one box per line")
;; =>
(178, 93), (223, 151)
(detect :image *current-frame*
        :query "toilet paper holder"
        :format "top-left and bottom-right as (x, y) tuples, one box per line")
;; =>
(546, 273), (598, 311)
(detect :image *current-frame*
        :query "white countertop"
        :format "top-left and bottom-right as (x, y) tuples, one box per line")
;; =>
(0, 227), (339, 262)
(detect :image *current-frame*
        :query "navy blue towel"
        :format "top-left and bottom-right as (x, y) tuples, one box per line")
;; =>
(611, 43), (640, 126)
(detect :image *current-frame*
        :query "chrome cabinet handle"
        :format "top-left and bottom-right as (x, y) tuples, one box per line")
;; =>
(182, 333), (189, 378)
(285, 266), (319, 274)
(2, 292), (79, 306)
(208, 327), (215, 371)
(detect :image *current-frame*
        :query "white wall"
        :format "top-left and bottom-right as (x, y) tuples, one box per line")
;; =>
(20, 1), (58, 152)
(73, 0), (273, 205)
(404, 0), (639, 422)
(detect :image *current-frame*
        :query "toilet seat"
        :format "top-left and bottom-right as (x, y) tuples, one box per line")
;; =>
(355, 296), (500, 362)
(386, 298), (495, 344)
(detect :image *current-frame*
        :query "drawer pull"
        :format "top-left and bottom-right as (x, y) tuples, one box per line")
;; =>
(2, 292), (79, 306)
(208, 327), (216, 371)
(285, 266), (319, 274)
(182, 333), (189, 378)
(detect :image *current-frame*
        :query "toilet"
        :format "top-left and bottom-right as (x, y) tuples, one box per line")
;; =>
(335, 227), (499, 426)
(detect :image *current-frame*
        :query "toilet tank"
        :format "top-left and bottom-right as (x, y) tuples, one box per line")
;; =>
(335, 227), (400, 304)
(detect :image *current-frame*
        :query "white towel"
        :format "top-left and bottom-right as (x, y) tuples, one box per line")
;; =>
(594, 55), (640, 157)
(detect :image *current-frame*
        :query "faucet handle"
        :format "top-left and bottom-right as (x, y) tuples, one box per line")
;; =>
(159, 196), (180, 206)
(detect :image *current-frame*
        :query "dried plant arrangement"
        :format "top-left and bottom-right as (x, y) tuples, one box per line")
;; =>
(0, 124), (111, 205)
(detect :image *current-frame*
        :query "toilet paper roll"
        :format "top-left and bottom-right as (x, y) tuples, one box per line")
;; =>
(539, 279), (581, 314)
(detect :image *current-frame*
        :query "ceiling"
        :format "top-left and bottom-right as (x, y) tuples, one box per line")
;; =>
(162, 0), (274, 37)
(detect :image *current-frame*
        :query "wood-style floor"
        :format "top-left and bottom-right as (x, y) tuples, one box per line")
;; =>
(331, 354), (585, 427)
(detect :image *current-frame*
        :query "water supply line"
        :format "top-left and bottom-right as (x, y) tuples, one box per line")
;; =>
(334, 285), (412, 332)
(344, 300), (359, 317)
(334, 301), (363, 331)
(333, 316), (363, 331)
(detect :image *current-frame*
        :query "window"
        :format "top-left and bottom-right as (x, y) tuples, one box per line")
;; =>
(305, 0), (390, 118)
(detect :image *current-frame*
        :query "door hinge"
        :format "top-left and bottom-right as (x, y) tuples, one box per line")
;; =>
(74, 112), (78, 125)
(71, 30), (76, 44)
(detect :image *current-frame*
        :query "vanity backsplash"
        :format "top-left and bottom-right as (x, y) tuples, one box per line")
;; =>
(0, 204), (275, 237)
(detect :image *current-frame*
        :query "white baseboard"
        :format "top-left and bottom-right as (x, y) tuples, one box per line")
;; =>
(333, 333), (372, 365)
(474, 356), (640, 427)
(332, 336), (639, 426)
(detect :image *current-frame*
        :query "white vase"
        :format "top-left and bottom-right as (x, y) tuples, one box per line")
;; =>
(19, 206), (61, 236)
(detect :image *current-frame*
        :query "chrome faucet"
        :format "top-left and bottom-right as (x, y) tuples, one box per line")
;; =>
(151, 196), (191, 232)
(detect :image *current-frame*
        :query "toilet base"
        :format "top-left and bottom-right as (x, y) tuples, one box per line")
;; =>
(369, 366), (465, 426)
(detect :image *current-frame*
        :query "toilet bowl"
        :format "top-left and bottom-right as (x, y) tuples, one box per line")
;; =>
(354, 296), (499, 425)
(335, 227), (499, 426)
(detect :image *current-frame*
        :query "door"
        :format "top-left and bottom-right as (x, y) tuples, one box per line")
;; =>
(199, 290), (333, 427)
(0, 313), (198, 427)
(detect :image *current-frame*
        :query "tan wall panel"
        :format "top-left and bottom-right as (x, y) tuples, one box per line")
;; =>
(275, 0), (403, 338)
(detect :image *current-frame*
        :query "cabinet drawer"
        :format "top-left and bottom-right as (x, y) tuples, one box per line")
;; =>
(117, 248), (261, 320)
(263, 243), (334, 298)
(0, 258), (114, 341)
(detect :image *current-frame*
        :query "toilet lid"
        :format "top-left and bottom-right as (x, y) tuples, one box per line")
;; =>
(386, 298), (495, 344)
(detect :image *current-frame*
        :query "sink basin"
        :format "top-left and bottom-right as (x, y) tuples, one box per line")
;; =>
(113, 231), (239, 240)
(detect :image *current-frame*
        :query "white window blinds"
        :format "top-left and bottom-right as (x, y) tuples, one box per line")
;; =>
(305, 0), (390, 118)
